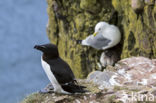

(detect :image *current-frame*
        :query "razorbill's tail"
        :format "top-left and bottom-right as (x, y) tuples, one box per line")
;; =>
(61, 83), (87, 93)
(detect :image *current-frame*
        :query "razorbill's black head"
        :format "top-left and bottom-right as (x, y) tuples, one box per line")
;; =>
(34, 43), (59, 59)
(34, 43), (87, 94)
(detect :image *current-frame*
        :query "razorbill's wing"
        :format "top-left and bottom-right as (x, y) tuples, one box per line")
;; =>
(45, 57), (75, 84)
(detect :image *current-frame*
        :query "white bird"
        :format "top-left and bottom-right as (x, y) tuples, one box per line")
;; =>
(81, 21), (121, 50)
(79, 21), (121, 68)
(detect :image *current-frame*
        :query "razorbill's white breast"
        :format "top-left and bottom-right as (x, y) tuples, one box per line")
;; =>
(41, 57), (69, 94)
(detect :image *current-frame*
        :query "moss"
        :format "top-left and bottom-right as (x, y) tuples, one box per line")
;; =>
(131, 0), (144, 11)
(106, 95), (117, 103)
(112, 0), (122, 11)
(21, 80), (101, 103)
(113, 86), (123, 91)
(112, 0), (156, 59)
(75, 13), (85, 32)
(21, 93), (50, 103)
(80, 0), (99, 13)
(128, 31), (136, 50)
(46, 0), (156, 78)
(46, 0), (115, 78)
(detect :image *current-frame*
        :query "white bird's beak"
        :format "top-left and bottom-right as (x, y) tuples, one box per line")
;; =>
(93, 32), (98, 37)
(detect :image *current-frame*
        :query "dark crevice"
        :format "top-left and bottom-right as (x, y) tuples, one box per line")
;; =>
(128, 31), (136, 50)
(149, 32), (154, 58)
(130, 48), (139, 56)
(70, 51), (73, 59)
(64, 41), (68, 57)
(109, 11), (118, 25)
(54, 16), (59, 46)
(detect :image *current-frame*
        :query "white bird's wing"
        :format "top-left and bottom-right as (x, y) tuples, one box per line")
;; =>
(82, 34), (111, 50)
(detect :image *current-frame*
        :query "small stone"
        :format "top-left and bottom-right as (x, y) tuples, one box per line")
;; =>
(54, 96), (68, 102)
(84, 96), (87, 100)
(144, 0), (154, 5)
(131, 0), (144, 12)
(151, 90), (156, 96)
(88, 57), (156, 89)
(75, 99), (81, 103)
(80, 0), (99, 13)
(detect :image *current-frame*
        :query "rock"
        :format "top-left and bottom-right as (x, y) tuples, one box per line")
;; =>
(80, 0), (100, 13)
(131, 0), (144, 12)
(47, 0), (119, 78)
(87, 70), (115, 89)
(112, 0), (156, 59)
(144, 0), (154, 5)
(21, 85), (156, 103)
(152, 89), (156, 96)
(87, 70), (120, 90)
(115, 57), (156, 86)
(21, 57), (156, 103)
(47, 0), (156, 78)
(85, 57), (156, 102)
(88, 57), (156, 88)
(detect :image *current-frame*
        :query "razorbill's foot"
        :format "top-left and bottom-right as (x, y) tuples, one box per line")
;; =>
(39, 83), (54, 94)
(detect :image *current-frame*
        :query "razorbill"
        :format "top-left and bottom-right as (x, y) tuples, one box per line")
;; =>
(80, 21), (121, 50)
(34, 43), (86, 94)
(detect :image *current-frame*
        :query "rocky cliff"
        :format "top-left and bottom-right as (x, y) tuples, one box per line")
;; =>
(21, 1), (156, 102)
(21, 57), (156, 103)
(46, 0), (156, 78)
(112, 0), (156, 58)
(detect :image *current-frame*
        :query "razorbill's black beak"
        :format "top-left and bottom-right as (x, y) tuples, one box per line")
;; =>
(34, 45), (46, 51)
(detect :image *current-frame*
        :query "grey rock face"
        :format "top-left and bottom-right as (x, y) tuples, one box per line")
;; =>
(88, 57), (156, 89)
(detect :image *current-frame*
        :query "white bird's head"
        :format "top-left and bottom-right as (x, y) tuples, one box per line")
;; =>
(93, 22), (108, 37)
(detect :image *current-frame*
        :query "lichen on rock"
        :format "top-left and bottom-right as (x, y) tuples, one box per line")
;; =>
(112, 0), (156, 59)
(47, 0), (156, 78)
(46, 0), (116, 78)
(21, 0), (156, 102)
(22, 56), (156, 103)
(88, 57), (156, 88)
